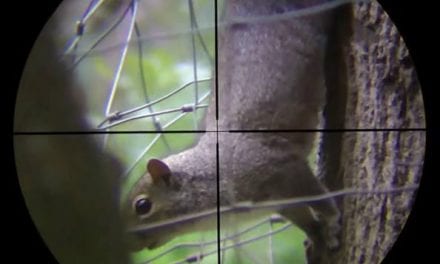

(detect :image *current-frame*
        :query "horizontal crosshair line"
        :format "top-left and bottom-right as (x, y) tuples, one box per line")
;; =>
(13, 127), (425, 136)
(13, 130), (208, 135)
(228, 128), (426, 133)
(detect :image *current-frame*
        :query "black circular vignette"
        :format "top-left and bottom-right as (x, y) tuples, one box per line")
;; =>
(4, 0), (436, 263)
(379, 0), (436, 263)
(5, 1), (62, 263)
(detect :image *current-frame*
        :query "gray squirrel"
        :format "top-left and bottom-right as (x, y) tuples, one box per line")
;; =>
(123, 0), (342, 263)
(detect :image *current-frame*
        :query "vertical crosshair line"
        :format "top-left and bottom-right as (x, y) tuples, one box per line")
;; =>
(214, 0), (221, 263)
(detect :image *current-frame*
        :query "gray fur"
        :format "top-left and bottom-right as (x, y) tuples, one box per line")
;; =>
(124, 1), (341, 262)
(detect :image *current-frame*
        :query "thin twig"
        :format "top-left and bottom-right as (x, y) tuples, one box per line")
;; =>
(134, 21), (171, 152)
(98, 102), (208, 130)
(102, 0), (139, 148)
(120, 92), (210, 179)
(104, 0), (138, 116)
(128, 185), (419, 236)
(67, 0), (370, 59)
(171, 223), (292, 264)
(188, 0), (200, 129)
(65, 1), (134, 69)
(97, 78), (211, 129)
(63, 0), (107, 64)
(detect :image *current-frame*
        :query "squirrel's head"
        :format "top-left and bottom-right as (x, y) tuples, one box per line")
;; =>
(122, 149), (217, 251)
(123, 158), (184, 251)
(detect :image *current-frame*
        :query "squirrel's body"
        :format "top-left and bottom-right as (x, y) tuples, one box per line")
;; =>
(124, 1), (341, 262)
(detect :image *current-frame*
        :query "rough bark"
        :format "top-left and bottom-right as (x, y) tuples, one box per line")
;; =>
(324, 1), (425, 263)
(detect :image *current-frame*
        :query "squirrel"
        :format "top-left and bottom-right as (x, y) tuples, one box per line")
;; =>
(123, 0), (342, 263)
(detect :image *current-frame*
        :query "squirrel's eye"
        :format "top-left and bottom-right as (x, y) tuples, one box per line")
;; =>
(133, 195), (152, 216)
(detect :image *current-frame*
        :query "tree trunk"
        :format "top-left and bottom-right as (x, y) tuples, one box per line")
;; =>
(323, 1), (425, 263)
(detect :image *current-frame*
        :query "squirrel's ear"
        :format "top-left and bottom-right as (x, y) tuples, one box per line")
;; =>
(147, 159), (171, 186)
